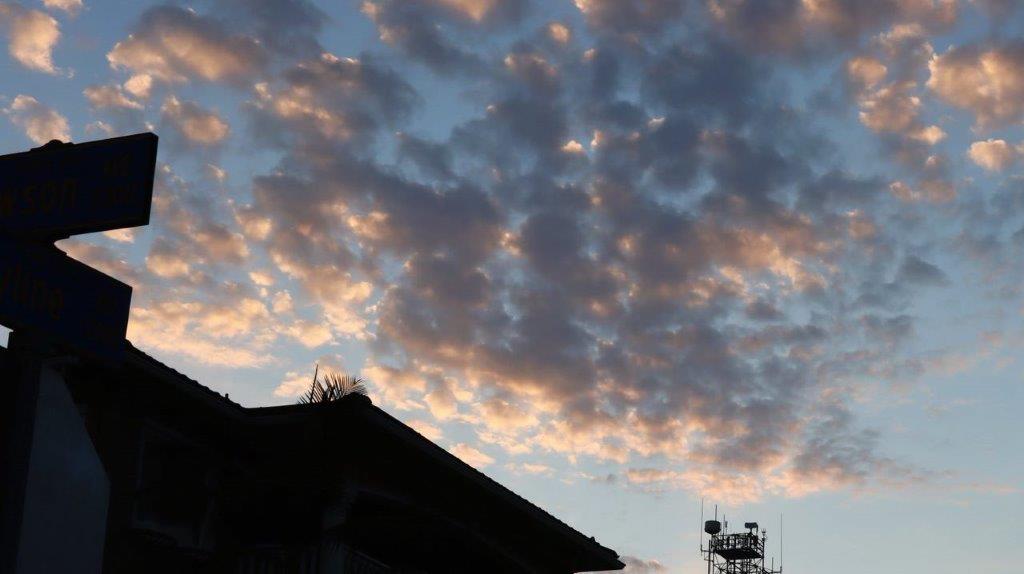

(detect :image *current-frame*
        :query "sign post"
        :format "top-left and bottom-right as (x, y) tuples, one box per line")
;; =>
(0, 133), (157, 574)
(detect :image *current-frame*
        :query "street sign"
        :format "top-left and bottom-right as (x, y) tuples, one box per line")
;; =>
(0, 132), (157, 239)
(0, 240), (131, 362)
(0, 132), (157, 362)
(0, 133), (156, 572)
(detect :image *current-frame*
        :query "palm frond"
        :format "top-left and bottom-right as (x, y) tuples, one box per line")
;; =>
(298, 366), (367, 405)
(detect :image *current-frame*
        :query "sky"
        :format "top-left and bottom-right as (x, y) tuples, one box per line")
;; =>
(1, 0), (1023, 571)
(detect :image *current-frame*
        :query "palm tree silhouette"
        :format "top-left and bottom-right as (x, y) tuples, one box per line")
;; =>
(298, 365), (367, 404)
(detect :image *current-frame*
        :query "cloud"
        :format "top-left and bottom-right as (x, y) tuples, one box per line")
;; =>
(480, 397), (539, 431)
(847, 26), (936, 145)
(123, 74), (153, 99)
(432, 0), (504, 22)
(621, 555), (668, 573)
(84, 120), (114, 137)
(623, 467), (778, 504)
(362, 361), (429, 410)
(503, 51), (561, 95)
(3, 94), (69, 144)
(643, 40), (764, 127)
(72, 0), (990, 505)
(193, 229), (245, 264)
(506, 462), (552, 475)
(709, 0), (815, 53)
(128, 298), (277, 367)
(909, 124), (945, 145)
(970, 0), (1019, 15)
(396, 132), (455, 180)
(227, 18), (943, 501)
(360, 0), (523, 75)
(204, 0), (327, 57)
(615, 400), (930, 502)
(285, 319), (333, 348)
(103, 228), (136, 243)
(968, 139), (1018, 171)
(847, 56), (888, 89)
(574, 0), (685, 36)
(204, 163), (228, 182)
(42, 0), (82, 15)
(58, 240), (142, 287)
(249, 269), (275, 286)
(708, 0), (956, 56)
(145, 237), (192, 278)
(370, 0), (527, 27)
(424, 379), (459, 419)
(249, 52), (418, 145)
(546, 22), (571, 44)
(271, 290), (293, 314)
(108, 5), (267, 85)
(788, 402), (928, 492)
(274, 370), (312, 397)
(258, 211), (373, 335)
(0, 3), (61, 73)
(0, 0), (1001, 535)
(199, 297), (270, 338)
(84, 84), (143, 110)
(927, 41), (1024, 129)
(841, 21), (958, 205)
(857, 80), (922, 133)
(449, 443), (495, 468)
(407, 419), (444, 441)
(897, 255), (948, 287)
(145, 165), (253, 283)
(161, 95), (230, 145)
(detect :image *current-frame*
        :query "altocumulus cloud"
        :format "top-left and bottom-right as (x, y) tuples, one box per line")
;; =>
(161, 96), (230, 146)
(41, 0), (1024, 515)
(0, 3), (62, 74)
(3, 94), (69, 143)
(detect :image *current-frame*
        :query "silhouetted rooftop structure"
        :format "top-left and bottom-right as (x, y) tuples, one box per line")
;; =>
(701, 516), (781, 574)
(0, 342), (624, 573)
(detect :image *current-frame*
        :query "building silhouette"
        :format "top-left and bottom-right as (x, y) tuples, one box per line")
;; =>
(0, 340), (624, 573)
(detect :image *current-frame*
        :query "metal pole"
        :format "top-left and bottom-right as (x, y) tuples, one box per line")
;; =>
(705, 530), (712, 574)
(707, 505), (717, 574)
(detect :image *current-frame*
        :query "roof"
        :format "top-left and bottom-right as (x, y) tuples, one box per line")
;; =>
(121, 342), (624, 572)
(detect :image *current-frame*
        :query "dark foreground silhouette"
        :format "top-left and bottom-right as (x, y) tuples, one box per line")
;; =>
(0, 339), (623, 573)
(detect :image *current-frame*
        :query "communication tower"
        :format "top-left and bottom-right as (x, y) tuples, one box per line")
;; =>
(700, 505), (782, 574)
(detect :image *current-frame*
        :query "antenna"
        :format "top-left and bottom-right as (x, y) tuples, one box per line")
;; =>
(698, 501), (781, 574)
(700, 497), (705, 548)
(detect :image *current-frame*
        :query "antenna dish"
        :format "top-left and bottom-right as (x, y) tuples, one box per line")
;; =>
(700, 511), (781, 573)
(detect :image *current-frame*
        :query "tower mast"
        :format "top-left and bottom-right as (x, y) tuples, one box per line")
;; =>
(700, 508), (782, 574)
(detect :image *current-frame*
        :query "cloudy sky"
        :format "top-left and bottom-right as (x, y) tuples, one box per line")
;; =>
(2, 0), (1024, 571)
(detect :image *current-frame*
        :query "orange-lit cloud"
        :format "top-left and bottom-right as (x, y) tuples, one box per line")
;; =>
(0, 4), (61, 74)
(928, 41), (1024, 129)
(161, 95), (230, 145)
(108, 5), (266, 84)
(449, 443), (494, 468)
(3, 94), (69, 143)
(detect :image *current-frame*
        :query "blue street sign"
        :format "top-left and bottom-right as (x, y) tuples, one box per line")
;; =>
(0, 133), (157, 239)
(0, 240), (132, 362)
